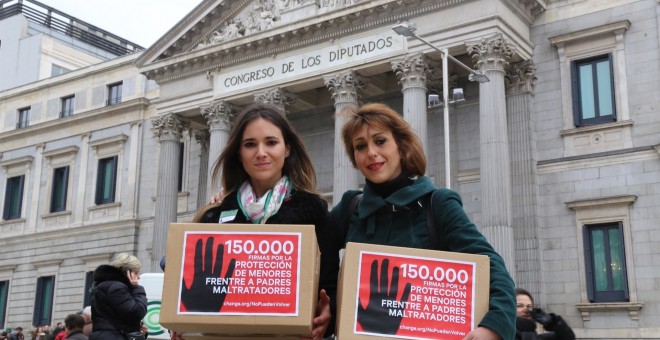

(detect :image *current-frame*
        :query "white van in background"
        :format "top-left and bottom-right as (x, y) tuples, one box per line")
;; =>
(139, 273), (169, 339)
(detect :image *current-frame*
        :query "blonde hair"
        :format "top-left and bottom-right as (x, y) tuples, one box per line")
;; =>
(111, 253), (141, 273)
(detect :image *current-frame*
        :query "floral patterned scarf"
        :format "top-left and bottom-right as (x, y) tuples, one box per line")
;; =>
(238, 176), (292, 224)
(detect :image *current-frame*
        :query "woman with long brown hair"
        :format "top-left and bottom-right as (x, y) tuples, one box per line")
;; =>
(186, 103), (338, 340)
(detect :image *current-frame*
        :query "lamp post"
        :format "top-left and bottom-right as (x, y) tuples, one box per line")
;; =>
(392, 22), (489, 189)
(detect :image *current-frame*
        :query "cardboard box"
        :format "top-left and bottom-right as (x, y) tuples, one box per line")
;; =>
(336, 242), (490, 340)
(160, 223), (320, 338)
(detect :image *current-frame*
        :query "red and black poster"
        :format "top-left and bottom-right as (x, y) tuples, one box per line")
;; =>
(177, 231), (301, 315)
(353, 251), (478, 339)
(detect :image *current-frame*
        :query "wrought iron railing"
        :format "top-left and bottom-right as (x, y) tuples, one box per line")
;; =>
(0, 0), (144, 56)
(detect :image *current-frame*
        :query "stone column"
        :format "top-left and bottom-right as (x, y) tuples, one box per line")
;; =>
(194, 130), (210, 210)
(201, 100), (236, 196)
(151, 113), (188, 271)
(324, 70), (368, 204)
(254, 87), (297, 115)
(467, 34), (516, 275)
(391, 53), (430, 155)
(506, 60), (540, 291)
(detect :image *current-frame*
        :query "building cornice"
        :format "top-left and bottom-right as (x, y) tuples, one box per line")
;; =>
(0, 98), (150, 145)
(0, 53), (141, 100)
(140, 0), (544, 83)
(138, 0), (459, 83)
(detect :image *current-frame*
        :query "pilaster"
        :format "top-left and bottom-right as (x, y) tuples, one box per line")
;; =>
(73, 133), (90, 226)
(467, 33), (517, 276)
(28, 144), (44, 234)
(151, 113), (188, 271)
(123, 122), (141, 219)
(324, 70), (367, 204)
(392, 53), (430, 154)
(506, 60), (541, 294)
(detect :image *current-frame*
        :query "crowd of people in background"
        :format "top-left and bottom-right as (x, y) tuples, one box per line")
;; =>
(4, 306), (93, 340)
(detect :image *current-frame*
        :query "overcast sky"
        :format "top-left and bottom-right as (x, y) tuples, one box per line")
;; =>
(35, 0), (200, 47)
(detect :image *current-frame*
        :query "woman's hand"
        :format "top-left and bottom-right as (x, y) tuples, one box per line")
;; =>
(210, 188), (225, 204)
(303, 289), (331, 340)
(126, 270), (140, 286)
(462, 326), (500, 340)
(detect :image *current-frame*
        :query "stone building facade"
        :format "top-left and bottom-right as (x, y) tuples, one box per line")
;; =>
(0, 0), (659, 338)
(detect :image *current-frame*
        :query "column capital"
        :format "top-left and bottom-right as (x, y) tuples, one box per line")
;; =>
(194, 130), (210, 153)
(201, 100), (237, 131)
(323, 70), (368, 104)
(467, 33), (517, 72)
(391, 53), (430, 90)
(506, 60), (537, 95)
(254, 87), (297, 114)
(151, 112), (188, 142)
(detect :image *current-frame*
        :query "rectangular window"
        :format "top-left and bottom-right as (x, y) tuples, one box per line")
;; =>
(33, 276), (55, 327)
(83, 271), (93, 307)
(51, 64), (71, 77)
(107, 82), (123, 106)
(571, 54), (616, 127)
(60, 95), (75, 117)
(0, 280), (8, 327)
(177, 142), (184, 192)
(3, 175), (25, 220)
(584, 222), (629, 302)
(50, 166), (69, 213)
(17, 107), (30, 129)
(95, 156), (117, 205)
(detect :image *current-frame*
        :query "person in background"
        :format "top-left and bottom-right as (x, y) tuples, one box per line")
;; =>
(1, 330), (8, 340)
(173, 103), (338, 340)
(516, 288), (575, 340)
(63, 314), (88, 340)
(41, 326), (52, 340)
(9, 327), (23, 340)
(80, 307), (92, 336)
(90, 253), (147, 340)
(329, 103), (516, 340)
(51, 323), (64, 340)
(30, 327), (46, 340)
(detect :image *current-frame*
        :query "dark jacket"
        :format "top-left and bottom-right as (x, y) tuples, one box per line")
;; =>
(329, 176), (517, 340)
(516, 315), (576, 340)
(64, 331), (88, 340)
(89, 265), (147, 340)
(199, 189), (339, 336)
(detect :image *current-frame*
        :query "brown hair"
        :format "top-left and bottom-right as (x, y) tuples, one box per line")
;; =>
(515, 287), (534, 305)
(64, 314), (84, 332)
(194, 103), (316, 222)
(341, 102), (426, 177)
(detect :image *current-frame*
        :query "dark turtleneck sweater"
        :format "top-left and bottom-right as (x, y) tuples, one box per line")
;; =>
(366, 172), (413, 199)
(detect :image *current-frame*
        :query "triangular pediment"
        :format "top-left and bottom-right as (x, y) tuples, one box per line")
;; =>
(135, 0), (389, 69)
(135, 0), (241, 67)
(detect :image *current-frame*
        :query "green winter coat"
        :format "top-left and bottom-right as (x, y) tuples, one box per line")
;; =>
(329, 176), (516, 340)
